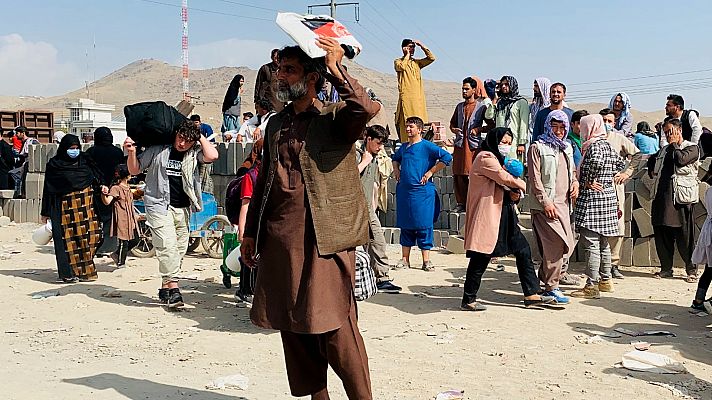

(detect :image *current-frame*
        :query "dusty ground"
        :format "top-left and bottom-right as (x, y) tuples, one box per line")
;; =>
(2, 221), (712, 400)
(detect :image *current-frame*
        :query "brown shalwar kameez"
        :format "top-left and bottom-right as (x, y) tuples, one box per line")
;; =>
(450, 102), (477, 206)
(528, 144), (574, 291)
(244, 71), (377, 399)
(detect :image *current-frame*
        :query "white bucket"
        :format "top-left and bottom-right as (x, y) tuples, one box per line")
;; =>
(225, 245), (242, 273)
(32, 221), (53, 246)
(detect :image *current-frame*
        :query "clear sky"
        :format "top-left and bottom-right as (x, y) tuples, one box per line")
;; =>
(2, 0), (712, 113)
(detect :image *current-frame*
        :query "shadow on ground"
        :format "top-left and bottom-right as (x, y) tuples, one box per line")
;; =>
(0, 267), (268, 335)
(63, 373), (249, 400)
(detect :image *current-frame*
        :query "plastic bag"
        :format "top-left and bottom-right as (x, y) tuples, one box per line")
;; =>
(276, 12), (362, 59)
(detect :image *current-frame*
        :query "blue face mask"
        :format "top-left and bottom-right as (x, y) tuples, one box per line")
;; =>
(67, 149), (80, 159)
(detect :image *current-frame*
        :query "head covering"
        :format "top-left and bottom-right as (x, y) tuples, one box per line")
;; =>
(470, 76), (487, 99)
(530, 77), (552, 122)
(480, 127), (512, 166)
(241, 138), (264, 169)
(93, 127), (113, 146)
(222, 74), (244, 113)
(580, 114), (607, 155)
(484, 79), (497, 100)
(53, 131), (66, 143)
(538, 109), (570, 152)
(495, 76), (526, 127)
(609, 92), (631, 129)
(44, 134), (100, 196)
(636, 121), (656, 138)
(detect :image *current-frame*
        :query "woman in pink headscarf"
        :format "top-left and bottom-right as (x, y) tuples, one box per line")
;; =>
(572, 114), (625, 299)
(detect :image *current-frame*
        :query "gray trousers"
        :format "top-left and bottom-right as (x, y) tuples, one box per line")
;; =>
(366, 208), (391, 283)
(579, 227), (612, 284)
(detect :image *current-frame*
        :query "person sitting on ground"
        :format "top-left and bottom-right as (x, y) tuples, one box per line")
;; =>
(571, 115), (625, 299)
(647, 118), (700, 282)
(41, 134), (104, 282)
(126, 120), (218, 308)
(100, 164), (137, 268)
(527, 110), (578, 305)
(634, 121), (660, 155)
(392, 116), (453, 272)
(460, 127), (555, 311)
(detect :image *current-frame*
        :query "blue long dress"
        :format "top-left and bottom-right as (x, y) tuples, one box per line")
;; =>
(392, 140), (453, 230)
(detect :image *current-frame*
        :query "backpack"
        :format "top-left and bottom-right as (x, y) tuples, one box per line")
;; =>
(124, 101), (188, 147)
(354, 248), (377, 301)
(225, 167), (258, 225)
(681, 109), (700, 141)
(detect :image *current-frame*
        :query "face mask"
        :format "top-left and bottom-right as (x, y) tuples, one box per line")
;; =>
(498, 145), (512, 155)
(604, 123), (613, 133)
(67, 149), (80, 159)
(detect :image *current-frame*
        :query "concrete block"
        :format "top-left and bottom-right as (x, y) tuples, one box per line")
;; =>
(640, 173), (654, 192)
(458, 214), (465, 236)
(620, 237), (633, 266)
(386, 210), (395, 227)
(633, 237), (653, 267)
(226, 142), (238, 175)
(624, 193), (633, 222)
(25, 173), (43, 200)
(440, 231), (450, 247)
(0, 190), (14, 199)
(446, 235), (466, 254)
(392, 228), (400, 245)
(378, 210), (386, 226)
(45, 144), (58, 161)
(20, 199), (27, 223)
(216, 143), (228, 175)
(12, 199), (22, 223)
(387, 193), (394, 212)
(444, 176), (453, 194)
(432, 177), (441, 192)
(624, 220), (632, 237)
(635, 184), (652, 213)
(27, 144), (36, 173)
(1, 199), (12, 220)
(243, 143), (253, 160)
(27, 199), (38, 223)
(632, 208), (654, 237)
(433, 230), (441, 248)
(624, 178), (636, 193)
(382, 227), (392, 244)
(448, 213), (458, 233)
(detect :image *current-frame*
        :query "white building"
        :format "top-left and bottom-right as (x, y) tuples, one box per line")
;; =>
(65, 98), (127, 144)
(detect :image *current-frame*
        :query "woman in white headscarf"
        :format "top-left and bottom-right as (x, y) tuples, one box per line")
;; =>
(609, 92), (633, 138)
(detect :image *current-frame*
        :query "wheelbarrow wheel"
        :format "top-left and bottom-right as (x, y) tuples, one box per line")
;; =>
(200, 215), (230, 259)
(130, 219), (156, 258)
(186, 237), (201, 253)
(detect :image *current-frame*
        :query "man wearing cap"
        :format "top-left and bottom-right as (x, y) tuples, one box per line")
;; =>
(394, 39), (435, 142)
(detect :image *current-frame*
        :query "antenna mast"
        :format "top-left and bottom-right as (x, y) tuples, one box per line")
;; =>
(181, 0), (189, 102)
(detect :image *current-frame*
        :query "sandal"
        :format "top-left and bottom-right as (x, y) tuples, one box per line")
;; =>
(422, 261), (435, 271)
(654, 270), (674, 279)
(685, 274), (698, 283)
(393, 260), (410, 270)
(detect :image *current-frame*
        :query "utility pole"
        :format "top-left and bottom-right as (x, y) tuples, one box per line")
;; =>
(307, 0), (359, 20)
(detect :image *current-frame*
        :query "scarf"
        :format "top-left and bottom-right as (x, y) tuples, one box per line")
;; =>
(484, 79), (497, 101)
(495, 76), (525, 127)
(538, 109), (570, 152)
(568, 131), (582, 150)
(471, 76), (487, 99)
(609, 92), (631, 130)
(481, 127), (511, 166)
(222, 74), (244, 113)
(93, 127), (113, 146)
(530, 77), (552, 124)
(580, 114), (607, 156)
(45, 134), (100, 196)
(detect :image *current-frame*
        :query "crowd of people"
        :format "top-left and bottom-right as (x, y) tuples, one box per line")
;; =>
(20, 36), (712, 400)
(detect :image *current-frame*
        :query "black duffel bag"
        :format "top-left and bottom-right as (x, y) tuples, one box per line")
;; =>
(124, 101), (188, 147)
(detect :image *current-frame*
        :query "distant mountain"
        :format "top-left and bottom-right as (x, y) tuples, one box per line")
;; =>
(1, 59), (708, 132)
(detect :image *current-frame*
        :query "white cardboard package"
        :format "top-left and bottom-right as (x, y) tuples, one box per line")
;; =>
(276, 12), (362, 59)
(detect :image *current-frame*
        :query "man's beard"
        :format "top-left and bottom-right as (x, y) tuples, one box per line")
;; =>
(551, 99), (562, 106)
(276, 77), (309, 102)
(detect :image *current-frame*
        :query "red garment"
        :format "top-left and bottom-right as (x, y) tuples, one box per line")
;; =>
(240, 173), (254, 199)
(12, 137), (22, 153)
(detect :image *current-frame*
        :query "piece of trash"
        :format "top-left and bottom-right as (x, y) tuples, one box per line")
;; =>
(496, 265), (505, 272)
(22, 270), (39, 275)
(205, 374), (249, 391)
(632, 341), (651, 351)
(101, 290), (122, 298)
(576, 335), (607, 344)
(32, 290), (60, 299)
(654, 314), (671, 320)
(614, 328), (676, 337)
(435, 390), (465, 400)
(177, 274), (199, 280)
(617, 350), (687, 374)
(601, 332), (623, 338)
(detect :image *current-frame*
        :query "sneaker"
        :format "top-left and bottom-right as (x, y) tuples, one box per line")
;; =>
(611, 266), (625, 279)
(571, 284), (601, 299)
(394, 260), (410, 270)
(158, 288), (170, 304)
(559, 273), (581, 286)
(234, 291), (253, 304)
(377, 280), (402, 294)
(598, 279), (614, 293)
(167, 288), (184, 308)
(691, 301), (707, 312)
(543, 289), (570, 305)
(524, 295), (556, 308)
(422, 260), (435, 271)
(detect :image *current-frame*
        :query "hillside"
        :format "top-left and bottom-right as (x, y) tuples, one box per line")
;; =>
(1, 59), (710, 132)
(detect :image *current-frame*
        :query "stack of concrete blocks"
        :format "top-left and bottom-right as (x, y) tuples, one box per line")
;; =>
(612, 159), (710, 268)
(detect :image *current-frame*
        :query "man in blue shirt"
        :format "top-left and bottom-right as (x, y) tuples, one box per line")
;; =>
(531, 83), (573, 142)
(190, 114), (214, 142)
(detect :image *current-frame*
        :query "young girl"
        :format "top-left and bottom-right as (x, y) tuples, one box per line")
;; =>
(101, 164), (137, 267)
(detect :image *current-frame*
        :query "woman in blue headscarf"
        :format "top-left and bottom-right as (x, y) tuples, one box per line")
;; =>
(609, 92), (633, 138)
